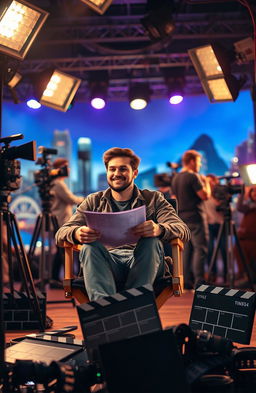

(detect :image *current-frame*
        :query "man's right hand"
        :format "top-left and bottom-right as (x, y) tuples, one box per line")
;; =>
(75, 226), (100, 243)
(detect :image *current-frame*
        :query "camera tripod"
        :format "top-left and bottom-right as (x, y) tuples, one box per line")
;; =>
(28, 197), (63, 293)
(207, 202), (255, 290)
(0, 191), (45, 331)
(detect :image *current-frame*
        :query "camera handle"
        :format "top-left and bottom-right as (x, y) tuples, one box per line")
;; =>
(207, 207), (255, 290)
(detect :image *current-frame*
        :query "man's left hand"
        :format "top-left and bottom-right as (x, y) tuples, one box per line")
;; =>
(132, 220), (162, 238)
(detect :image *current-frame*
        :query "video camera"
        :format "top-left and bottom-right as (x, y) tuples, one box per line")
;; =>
(212, 175), (243, 211)
(0, 133), (36, 193)
(34, 146), (68, 203)
(154, 162), (181, 188)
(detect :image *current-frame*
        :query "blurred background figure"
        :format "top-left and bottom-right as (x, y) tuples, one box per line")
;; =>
(204, 174), (227, 284)
(51, 158), (84, 284)
(172, 150), (211, 289)
(234, 186), (256, 283)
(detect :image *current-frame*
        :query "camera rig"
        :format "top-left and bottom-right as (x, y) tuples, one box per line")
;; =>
(0, 134), (36, 208)
(34, 146), (68, 212)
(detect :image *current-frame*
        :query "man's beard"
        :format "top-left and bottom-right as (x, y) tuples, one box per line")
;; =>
(108, 178), (133, 193)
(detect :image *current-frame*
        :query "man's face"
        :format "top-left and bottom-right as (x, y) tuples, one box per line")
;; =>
(107, 156), (138, 193)
(191, 156), (202, 173)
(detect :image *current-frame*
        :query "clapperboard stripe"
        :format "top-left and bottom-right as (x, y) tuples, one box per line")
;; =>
(77, 284), (162, 362)
(196, 285), (255, 299)
(81, 283), (154, 312)
(190, 285), (256, 344)
(26, 330), (84, 346)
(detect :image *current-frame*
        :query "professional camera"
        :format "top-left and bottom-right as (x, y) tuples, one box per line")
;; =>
(154, 162), (181, 188)
(34, 146), (68, 203)
(212, 175), (243, 212)
(170, 323), (234, 359)
(0, 133), (36, 193)
(2, 359), (103, 393)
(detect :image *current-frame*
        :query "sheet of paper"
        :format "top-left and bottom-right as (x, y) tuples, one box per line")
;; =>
(84, 205), (146, 247)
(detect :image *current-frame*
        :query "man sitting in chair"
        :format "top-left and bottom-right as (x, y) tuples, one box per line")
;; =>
(56, 147), (190, 301)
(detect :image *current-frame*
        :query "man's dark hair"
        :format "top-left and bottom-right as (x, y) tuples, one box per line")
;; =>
(52, 157), (68, 169)
(182, 150), (201, 166)
(103, 147), (140, 170)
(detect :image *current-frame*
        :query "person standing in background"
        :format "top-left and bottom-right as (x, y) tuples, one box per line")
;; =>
(51, 158), (84, 283)
(172, 150), (211, 289)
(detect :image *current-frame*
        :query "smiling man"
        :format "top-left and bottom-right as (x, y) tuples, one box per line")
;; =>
(56, 147), (190, 301)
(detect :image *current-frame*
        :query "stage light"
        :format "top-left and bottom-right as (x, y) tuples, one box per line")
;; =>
(89, 71), (108, 110)
(168, 80), (184, 105)
(79, 0), (113, 15)
(240, 164), (256, 185)
(141, 2), (175, 41)
(0, 0), (48, 60)
(163, 68), (184, 105)
(129, 83), (151, 110)
(188, 44), (243, 102)
(34, 69), (81, 112)
(7, 72), (21, 88)
(27, 98), (41, 109)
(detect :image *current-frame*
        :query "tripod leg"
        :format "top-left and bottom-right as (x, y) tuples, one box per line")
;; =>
(4, 212), (14, 293)
(28, 214), (42, 259)
(226, 220), (235, 287)
(10, 213), (45, 331)
(0, 212), (5, 364)
(39, 214), (47, 292)
(208, 222), (224, 281)
(233, 224), (255, 291)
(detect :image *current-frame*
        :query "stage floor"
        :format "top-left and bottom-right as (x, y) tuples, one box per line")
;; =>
(5, 288), (256, 347)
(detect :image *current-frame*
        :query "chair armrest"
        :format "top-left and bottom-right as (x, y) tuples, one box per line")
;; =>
(63, 241), (82, 280)
(170, 238), (184, 296)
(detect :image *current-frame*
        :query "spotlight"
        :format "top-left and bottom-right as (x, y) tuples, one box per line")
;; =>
(188, 44), (244, 103)
(239, 164), (256, 185)
(34, 69), (81, 112)
(0, 0), (49, 60)
(129, 83), (151, 110)
(163, 68), (184, 105)
(27, 98), (41, 109)
(141, 2), (175, 41)
(79, 0), (113, 15)
(167, 79), (184, 105)
(7, 72), (21, 88)
(89, 71), (108, 110)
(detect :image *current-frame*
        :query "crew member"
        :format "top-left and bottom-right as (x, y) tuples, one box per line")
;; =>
(56, 147), (190, 300)
(172, 150), (211, 289)
(51, 158), (84, 282)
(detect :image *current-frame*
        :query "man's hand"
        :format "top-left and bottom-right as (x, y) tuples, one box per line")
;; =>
(132, 220), (162, 238)
(75, 226), (100, 243)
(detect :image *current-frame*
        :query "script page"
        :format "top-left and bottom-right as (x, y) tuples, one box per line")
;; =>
(84, 205), (146, 247)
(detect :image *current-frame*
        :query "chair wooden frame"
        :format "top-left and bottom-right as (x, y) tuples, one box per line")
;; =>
(63, 237), (184, 309)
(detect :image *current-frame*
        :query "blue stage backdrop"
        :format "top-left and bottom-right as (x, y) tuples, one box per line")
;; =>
(2, 90), (254, 192)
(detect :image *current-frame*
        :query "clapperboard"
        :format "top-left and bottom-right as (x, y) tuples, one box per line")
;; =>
(77, 284), (162, 361)
(5, 327), (87, 365)
(189, 285), (256, 344)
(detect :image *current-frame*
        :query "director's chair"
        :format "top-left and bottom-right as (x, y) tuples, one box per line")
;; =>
(63, 236), (184, 309)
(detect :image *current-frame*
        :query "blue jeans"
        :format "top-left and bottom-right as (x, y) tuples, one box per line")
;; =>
(79, 237), (165, 300)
